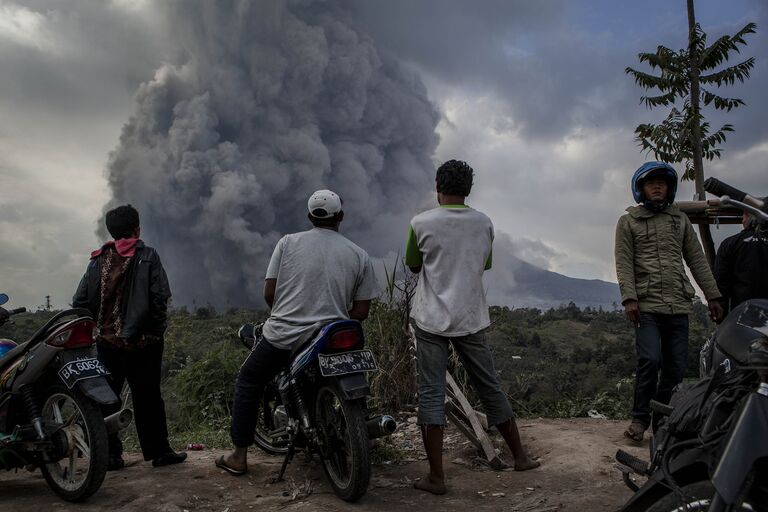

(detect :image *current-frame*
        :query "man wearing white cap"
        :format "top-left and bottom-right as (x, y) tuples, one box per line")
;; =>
(216, 189), (379, 475)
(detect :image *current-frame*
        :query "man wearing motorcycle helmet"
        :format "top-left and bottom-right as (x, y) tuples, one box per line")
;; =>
(714, 200), (768, 313)
(615, 162), (724, 443)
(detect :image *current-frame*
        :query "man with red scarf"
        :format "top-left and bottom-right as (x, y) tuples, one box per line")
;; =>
(73, 205), (186, 470)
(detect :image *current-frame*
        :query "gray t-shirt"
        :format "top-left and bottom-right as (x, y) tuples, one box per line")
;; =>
(261, 228), (379, 349)
(406, 206), (493, 336)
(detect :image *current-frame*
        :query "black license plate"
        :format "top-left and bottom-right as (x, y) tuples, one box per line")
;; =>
(58, 358), (109, 389)
(318, 350), (378, 377)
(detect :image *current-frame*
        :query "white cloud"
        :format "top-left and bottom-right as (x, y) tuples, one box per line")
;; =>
(0, 2), (53, 51)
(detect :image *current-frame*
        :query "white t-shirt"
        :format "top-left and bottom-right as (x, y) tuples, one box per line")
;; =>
(262, 228), (379, 349)
(406, 206), (493, 336)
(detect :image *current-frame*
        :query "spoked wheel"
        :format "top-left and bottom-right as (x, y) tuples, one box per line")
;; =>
(39, 385), (108, 502)
(314, 384), (369, 502)
(253, 381), (290, 455)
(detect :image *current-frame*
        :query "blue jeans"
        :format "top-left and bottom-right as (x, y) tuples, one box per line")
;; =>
(631, 313), (689, 427)
(414, 325), (514, 426)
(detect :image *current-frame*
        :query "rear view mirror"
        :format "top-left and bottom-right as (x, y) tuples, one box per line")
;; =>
(738, 303), (768, 337)
(0, 294), (8, 306)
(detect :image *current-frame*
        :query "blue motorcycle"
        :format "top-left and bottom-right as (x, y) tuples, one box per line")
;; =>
(237, 320), (395, 502)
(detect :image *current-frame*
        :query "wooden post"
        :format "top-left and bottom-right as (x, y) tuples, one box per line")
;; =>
(676, 200), (743, 225)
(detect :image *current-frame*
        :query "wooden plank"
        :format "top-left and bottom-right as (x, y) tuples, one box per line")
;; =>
(445, 372), (506, 469)
(445, 399), (483, 452)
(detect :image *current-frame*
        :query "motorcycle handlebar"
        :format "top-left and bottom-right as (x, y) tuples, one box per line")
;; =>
(9, 307), (26, 315)
(704, 177), (764, 210)
(721, 196), (768, 223)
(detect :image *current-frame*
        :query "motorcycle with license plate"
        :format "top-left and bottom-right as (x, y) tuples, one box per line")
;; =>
(237, 320), (396, 502)
(615, 179), (768, 512)
(0, 296), (131, 501)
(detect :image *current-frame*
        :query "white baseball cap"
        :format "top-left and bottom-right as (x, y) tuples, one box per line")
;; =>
(307, 189), (343, 218)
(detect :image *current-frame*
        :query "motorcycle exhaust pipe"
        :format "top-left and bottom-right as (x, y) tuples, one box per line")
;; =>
(105, 408), (133, 434)
(367, 415), (397, 439)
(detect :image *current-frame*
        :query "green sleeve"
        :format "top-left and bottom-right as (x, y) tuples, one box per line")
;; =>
(484, 249), (492, 270)
(404, 225), (422, 267)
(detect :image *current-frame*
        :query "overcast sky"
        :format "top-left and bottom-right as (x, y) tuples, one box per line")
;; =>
(1, 0), (766, 309)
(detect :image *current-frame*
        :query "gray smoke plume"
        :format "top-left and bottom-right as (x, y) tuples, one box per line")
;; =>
(102, 0), (440, 307)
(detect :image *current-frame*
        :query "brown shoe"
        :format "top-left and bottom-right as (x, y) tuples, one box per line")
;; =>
(623, 420), (646, 443)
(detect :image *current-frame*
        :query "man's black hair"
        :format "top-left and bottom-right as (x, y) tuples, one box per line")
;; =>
(436, 159), (474, 196)
(106, 204), (140, 240)
(309, 211), (343, 228)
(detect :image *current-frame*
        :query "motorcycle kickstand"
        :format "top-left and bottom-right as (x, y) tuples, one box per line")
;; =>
(272, 442), (295, 484)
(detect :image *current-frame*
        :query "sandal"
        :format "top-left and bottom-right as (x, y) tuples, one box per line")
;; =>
(623, 420), (647, 443)
(215, 455), (247, 476)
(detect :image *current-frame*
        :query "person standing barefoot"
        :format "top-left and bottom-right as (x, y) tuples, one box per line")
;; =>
(405, 160), (539, 495)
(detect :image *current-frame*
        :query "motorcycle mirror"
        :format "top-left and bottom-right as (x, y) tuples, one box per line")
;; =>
(0, 293), (8, 306)
(737, 303), (768, 337)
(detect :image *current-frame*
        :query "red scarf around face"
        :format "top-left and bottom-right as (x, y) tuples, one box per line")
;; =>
(91, 238), (140, 259)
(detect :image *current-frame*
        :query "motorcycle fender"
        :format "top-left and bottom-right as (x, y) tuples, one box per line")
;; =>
(10, 344), (58, 392)
(617, 449), (710, 512)
(334, 374), (370, 400)
(712, 393), (768, 504)
(77, 376), (119, 406)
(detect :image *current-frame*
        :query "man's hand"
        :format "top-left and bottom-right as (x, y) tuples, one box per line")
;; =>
(708, 301), (725, 324)
(348, 300), (371, 321)
(623, 300), (640, 327)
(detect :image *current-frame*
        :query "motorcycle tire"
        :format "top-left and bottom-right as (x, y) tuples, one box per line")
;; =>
(253, 381), (290, 456)
(314, 383), (370, 502)
(645, 481), (759, 512)
(39, 384), (108, 502)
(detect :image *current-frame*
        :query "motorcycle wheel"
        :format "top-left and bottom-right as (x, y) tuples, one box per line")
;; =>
(253, 381), (290, 456)
(39, 384), (108, 502)
(314, 384), (370, 502)
(645, 481), (757, 512)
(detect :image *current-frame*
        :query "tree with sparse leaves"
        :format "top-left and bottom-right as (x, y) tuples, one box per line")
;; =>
(626, 0), (756, 266)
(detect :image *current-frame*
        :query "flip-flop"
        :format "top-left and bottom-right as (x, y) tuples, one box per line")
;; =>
(215, 455), (247, 476)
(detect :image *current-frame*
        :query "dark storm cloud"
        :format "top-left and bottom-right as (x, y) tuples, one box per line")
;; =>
(103, 0), (440, 306)
(352, 0), (768, 147)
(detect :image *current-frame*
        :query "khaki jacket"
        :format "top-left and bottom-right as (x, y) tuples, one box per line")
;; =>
(614, 204), (721, 314)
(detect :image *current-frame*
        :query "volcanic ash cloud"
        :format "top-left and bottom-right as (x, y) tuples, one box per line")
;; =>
(103, 0), (440, 306)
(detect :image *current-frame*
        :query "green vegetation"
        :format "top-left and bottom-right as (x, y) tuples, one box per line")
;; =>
(0, 299), (715, 447)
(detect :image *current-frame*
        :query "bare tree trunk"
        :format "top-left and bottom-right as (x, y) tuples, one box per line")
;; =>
(687, 0), (716, 268)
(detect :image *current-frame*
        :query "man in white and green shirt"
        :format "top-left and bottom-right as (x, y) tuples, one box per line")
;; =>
(405, 160), (539, 495)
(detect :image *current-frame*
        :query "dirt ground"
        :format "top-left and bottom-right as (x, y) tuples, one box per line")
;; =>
(0, 418), (648, 512)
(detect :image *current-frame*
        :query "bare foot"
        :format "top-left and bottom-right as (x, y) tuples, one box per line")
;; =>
(414, 474), (447, 495)
(514, 457), (541, 471)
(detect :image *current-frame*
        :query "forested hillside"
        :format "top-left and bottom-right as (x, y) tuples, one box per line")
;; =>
(0, 300), (714, 445)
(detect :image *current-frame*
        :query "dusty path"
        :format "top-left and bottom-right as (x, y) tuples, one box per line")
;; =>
(1, 419), (647, 511)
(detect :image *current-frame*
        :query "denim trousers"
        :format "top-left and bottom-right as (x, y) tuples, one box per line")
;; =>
(414, 325), (514, 426)
(631, 312), (689, 427)
(230, 338), (291, 448)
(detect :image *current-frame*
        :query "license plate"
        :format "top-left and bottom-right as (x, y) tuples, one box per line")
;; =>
(58, 358), (109, 389)
(318, 350), (378, 377)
